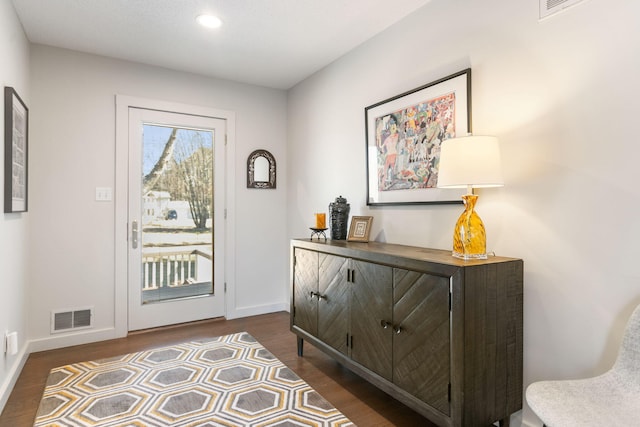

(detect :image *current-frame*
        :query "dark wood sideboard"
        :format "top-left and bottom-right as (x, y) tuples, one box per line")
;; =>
(289, 239), (523, 427)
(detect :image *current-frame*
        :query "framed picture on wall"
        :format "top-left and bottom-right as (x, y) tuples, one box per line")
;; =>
(365, 69), (471, 206)
(4, 87), (28, 213)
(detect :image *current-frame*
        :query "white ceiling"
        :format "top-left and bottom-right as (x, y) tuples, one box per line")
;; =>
(11, 0), (432, 90)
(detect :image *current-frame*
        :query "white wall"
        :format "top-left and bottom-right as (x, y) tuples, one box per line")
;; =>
(0, 0), (30, 412)
(27, 45), (289, 348)
(287, 0), (640, 425)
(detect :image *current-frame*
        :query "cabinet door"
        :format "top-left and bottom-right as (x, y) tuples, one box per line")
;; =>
(393, 269), (450, 416)
(350, 260), (393, 381)
(318, 253), (350, 355)
(292, 248), (318, 336)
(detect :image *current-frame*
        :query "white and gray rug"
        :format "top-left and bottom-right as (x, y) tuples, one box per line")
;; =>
(34, 332), (354, 426)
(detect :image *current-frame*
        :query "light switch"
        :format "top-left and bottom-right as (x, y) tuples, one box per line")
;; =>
(95, 187), (112, 201)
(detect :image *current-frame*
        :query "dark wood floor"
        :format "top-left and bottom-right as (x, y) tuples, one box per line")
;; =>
(0, 311), (435, 426)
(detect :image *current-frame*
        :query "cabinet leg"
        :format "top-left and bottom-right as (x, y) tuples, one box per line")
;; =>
(498, 417), (510, 427)
(297, 337), (304, 357)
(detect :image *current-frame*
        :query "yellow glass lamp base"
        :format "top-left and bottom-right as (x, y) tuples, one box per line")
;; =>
(452, 194), (487, 260)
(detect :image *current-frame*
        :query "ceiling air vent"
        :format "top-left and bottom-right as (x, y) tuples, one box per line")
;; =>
(540, 0), (587, 19)
(51, 307), (93, 333)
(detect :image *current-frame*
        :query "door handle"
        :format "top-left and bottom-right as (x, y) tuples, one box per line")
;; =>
(131, 220), (138, 249)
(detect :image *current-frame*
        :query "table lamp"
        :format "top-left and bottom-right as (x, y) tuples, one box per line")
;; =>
(437, 135), (504, 259)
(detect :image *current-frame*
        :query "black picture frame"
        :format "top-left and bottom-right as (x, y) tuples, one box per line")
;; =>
(4, 87), (28, 213)
(365, 69), (471, 206)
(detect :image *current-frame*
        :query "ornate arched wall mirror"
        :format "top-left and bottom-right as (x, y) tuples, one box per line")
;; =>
(247, 149), (276, 189)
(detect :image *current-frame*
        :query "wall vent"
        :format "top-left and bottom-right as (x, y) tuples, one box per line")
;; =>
(51, 307), (93, 333)
(540, 0), (587, 19)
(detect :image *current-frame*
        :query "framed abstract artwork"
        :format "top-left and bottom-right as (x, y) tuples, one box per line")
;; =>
(4, 87), (28, 213)
(365, 69), (471, 206)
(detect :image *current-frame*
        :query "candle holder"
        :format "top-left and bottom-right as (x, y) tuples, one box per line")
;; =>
(309, 227), (328, 241)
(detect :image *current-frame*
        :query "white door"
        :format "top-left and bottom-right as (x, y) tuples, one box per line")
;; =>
(127, 107), (226, 330)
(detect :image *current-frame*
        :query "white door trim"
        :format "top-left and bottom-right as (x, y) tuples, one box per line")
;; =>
(115, 95), (236, 336)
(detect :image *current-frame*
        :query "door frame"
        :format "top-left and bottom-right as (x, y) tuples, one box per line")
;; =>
(115, 95), (236, 336)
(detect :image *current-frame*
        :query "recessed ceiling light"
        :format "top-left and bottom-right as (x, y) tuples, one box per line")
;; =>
(196, 14), (222, 29)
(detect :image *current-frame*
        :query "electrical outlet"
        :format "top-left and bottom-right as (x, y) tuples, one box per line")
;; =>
(5, 331), (18, 355)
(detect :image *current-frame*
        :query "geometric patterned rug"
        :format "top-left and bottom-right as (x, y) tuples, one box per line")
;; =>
(34, 332), (354, 426)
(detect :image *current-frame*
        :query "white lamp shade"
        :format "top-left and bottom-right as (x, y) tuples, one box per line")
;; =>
(437, 135), (504, 189)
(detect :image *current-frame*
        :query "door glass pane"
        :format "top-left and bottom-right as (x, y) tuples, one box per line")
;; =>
(141, 124), (214, 304)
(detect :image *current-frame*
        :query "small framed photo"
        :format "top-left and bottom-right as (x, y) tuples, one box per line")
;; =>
(347, 216), (373, 242)
(4, 87), (29, 213)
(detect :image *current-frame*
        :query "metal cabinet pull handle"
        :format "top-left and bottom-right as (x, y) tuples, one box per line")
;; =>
(309, 291), (326, 301)
(380, 320), (392, 329)
(393, 326), (402, 334)
(346, 269), (356, 283)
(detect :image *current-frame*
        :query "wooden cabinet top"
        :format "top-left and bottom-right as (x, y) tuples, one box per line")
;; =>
(292, 239), (521, 271)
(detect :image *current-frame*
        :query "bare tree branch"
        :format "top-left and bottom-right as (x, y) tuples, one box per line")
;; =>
(143, 128), (178, 193)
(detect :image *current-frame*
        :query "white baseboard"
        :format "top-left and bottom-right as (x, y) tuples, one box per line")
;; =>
(0, 347), (29, 416)
(27, 305), (289, 353)
(226, 302), (289, 320)
(520, 413), (542, 427)
(28, 327), (121, 353)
